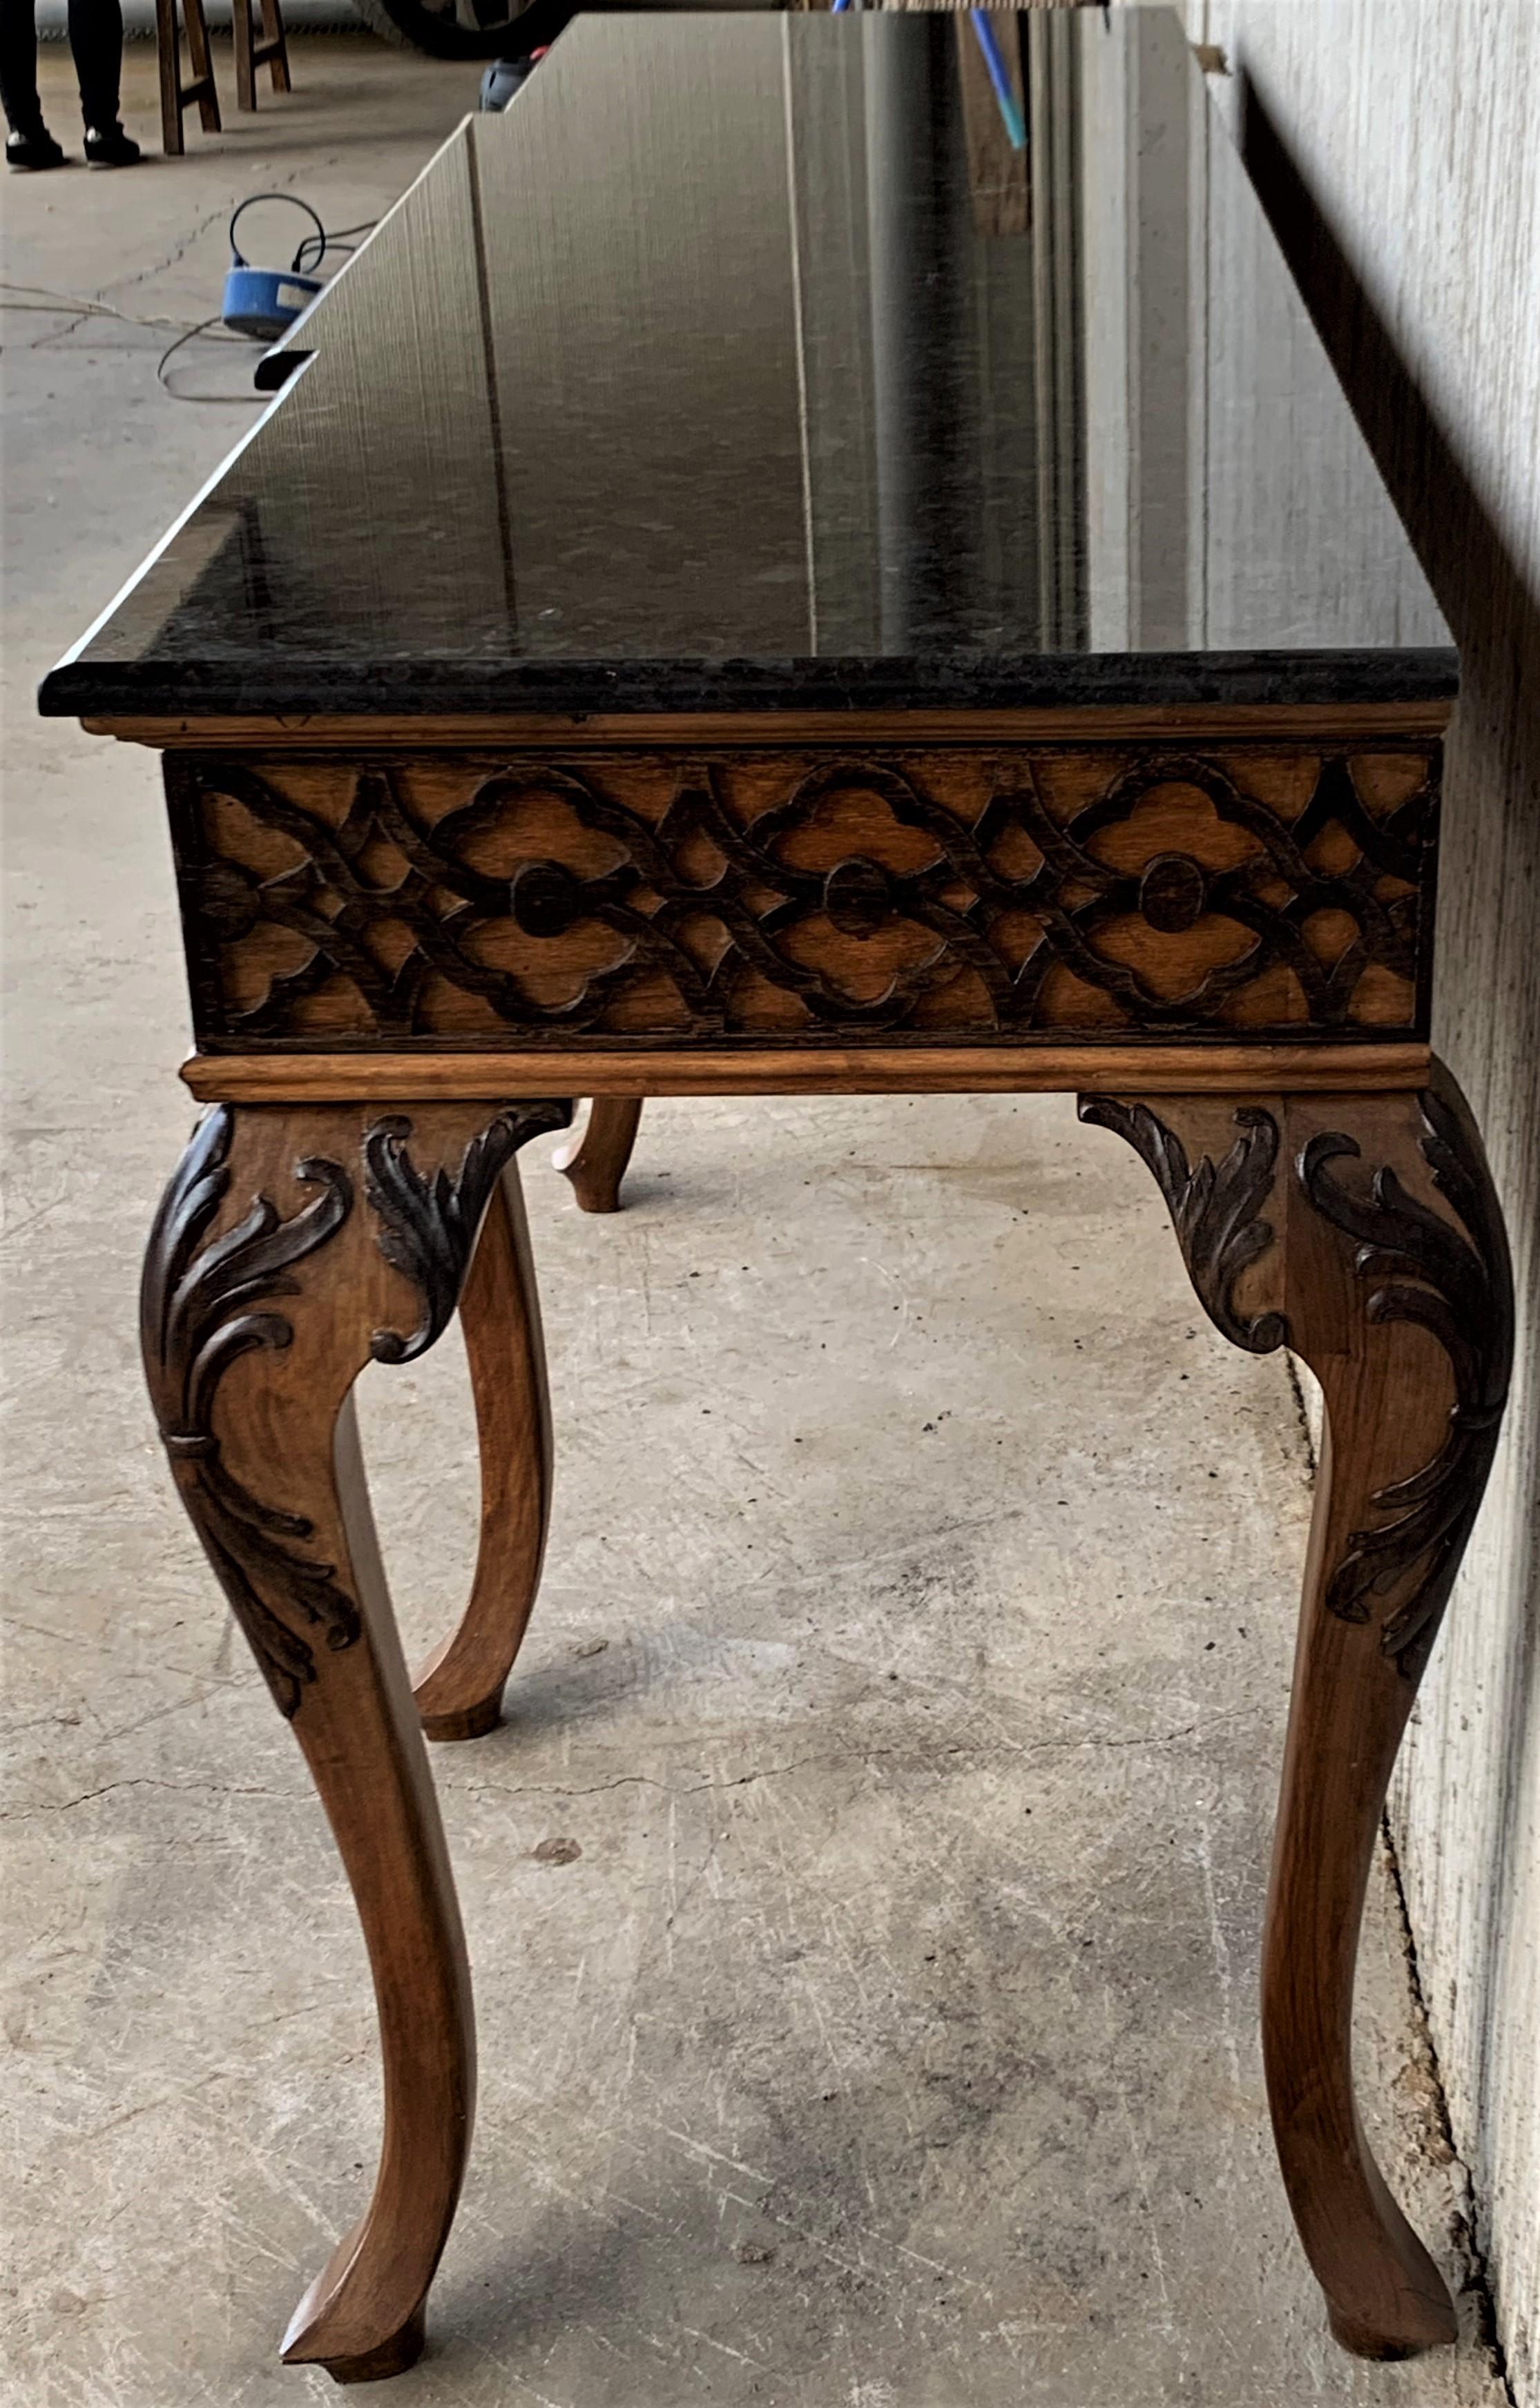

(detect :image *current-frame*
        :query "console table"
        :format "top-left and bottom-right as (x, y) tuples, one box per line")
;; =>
(42, 8), (1512, 2382)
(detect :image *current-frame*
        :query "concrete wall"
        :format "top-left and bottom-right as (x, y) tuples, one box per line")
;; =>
(1163, 4), (1540, 2394)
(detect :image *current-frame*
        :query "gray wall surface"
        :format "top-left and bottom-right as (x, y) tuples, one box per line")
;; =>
(1167, 3), (1540, 2396)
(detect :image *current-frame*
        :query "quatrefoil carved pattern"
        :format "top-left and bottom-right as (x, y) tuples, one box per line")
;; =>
(169, 745), (1434, 1045)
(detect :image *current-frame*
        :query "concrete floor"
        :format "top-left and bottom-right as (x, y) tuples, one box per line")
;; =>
(0, 36), (1511, 2408)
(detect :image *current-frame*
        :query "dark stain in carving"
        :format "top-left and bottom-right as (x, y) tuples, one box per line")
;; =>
(823, 855), (895, 938)
(1137, 852), (1208, 934)
(142, 1105), (358, 1719)
(364, 1100), (571, 1363)
(1078, 1097), (1287, 1355)
(1300, 1089), (1513, 1680)
(168, 746), (1436, 1045)
(510, 857), (585, 939)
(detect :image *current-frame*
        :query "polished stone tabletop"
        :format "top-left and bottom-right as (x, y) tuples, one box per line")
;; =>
(42, 7), (1452, 719)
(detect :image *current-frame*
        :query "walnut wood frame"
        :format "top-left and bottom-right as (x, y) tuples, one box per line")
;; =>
(122, 702), (1510, 2381)
(162, 728), (1437, 1054)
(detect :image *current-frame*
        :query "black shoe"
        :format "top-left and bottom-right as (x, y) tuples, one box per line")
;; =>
(84, 124), (139, 167)
(6, 127), (66, 170)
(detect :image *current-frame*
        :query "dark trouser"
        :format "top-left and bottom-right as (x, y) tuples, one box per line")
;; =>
(1, 0), (123, 137)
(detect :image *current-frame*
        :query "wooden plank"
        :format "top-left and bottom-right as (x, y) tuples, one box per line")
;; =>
(84, 700), (1455, 750)
(180, 1040), (1432, 1103)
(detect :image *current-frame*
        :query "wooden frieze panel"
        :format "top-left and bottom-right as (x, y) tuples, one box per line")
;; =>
(166, 741), (1438, 1050)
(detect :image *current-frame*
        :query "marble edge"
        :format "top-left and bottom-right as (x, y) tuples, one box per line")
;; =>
(39, 648), (1461, 720)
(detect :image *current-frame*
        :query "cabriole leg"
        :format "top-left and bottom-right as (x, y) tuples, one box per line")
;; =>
(413, 1162), (554, 1741)
(141, 1096), (568, 2380)
(1079, 1068), (1512, 2359)
(553, 1096), (644, 1213)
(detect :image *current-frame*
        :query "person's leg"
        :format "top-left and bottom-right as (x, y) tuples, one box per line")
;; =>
(1, 0), (60, 156)
(66, 0), (126, 133)
(70, 0), (137, 163)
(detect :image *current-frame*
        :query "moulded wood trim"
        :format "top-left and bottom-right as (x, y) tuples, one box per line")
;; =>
(180, 1041), (1432, 1104)
(88, 701), (1454, 750)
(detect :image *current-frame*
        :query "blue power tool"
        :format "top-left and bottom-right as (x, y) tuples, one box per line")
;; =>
(222, 193), (327, 342)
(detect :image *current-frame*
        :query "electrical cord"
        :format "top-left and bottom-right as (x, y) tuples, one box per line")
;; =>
(156, 315), (264, 405)
(293, 217), (377, 274)
(228, 190), (327, 275)
(2, 281), (257, 402)
(228, 193), (377, 277)
(5, 193), (380, 405)
(1, 280), (204, 331)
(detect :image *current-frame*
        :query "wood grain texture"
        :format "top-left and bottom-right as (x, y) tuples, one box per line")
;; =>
(413, 1165), (552, 1740)
(90, 701), (1456, 748)
(231, 0), (291, 113)
(153, 0), (220, 154)
(1081, 1067), (1513, 2358)
(179, 0), (220, 130)
(140, 1098), (568, 2378)
(552, 1098), (644, 1214)
(179, 1040), (1432, 1103)
(164, 741), (1438, 1049)
(1186, 8), (1540, 2385)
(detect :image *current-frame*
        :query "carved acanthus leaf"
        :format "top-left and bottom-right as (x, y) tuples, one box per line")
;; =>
(1299, 1089), (1513, 1678)
(365, 1100), (572, 1363)
(142, 1105), (358, 1719)
(1078, 1098), (1287, 1354)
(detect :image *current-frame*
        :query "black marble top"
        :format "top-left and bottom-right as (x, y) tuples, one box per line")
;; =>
(43, 8), (1452, 720)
